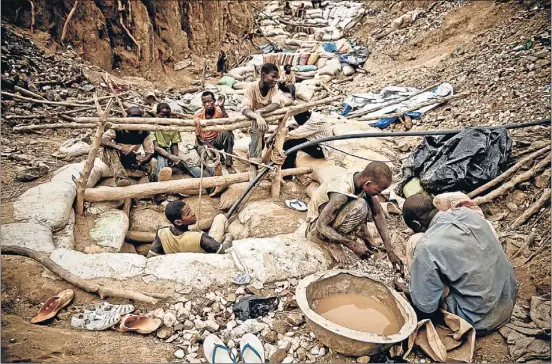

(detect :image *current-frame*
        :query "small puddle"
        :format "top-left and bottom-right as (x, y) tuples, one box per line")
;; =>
(314, 293), (400, 335)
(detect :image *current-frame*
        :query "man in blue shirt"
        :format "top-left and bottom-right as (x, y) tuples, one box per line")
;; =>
(395, 194), (517, 336)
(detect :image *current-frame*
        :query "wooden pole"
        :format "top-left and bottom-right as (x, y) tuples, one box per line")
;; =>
(201, 59), (207, 89)
(1, 91), (106, 108)
(14, 85), (45, 100)
(84, 167), (312, 202)
(14, 123), (98, 132)
(512, 188), (551, 228)
(75, 95), (113, 215)
(468, 146), (551, 198)
(473, 155), (551, 205)
(73, 96), (342, 126)
(4, 107), (94, 120)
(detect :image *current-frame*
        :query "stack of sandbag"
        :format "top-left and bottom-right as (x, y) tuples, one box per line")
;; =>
(314, 26), (344, 41)
(317, 56), (342, 77)
(227, 65), (255, 82)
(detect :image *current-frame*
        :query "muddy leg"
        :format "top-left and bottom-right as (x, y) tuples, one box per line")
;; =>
(331, 199), (371, 258)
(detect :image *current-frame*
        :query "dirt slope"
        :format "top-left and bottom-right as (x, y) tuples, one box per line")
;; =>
(1, 0), (253, 86)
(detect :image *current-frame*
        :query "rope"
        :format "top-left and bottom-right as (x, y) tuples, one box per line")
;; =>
(197, 150), (205, 224)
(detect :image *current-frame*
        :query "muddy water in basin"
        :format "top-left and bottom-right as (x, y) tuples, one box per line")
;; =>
(314, 293), (400, 335)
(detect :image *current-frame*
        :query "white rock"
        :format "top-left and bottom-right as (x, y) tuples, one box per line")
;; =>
(53, 209), (75, 250)
(185, 301), (192, 311)
(230, 319), (269, 339)
(204, 319), (220, 332)
(283, 357), (294, 363)
(264, 343), (277, 359)
(186, 353), (198, 360)
(177, 307), (190, 321)
(310, 346), (320, 356)
(49, 249), (146, 279)
(318, 347), (326, 357)
(174, 349), (185, 359)
(227, 339), (235, 349)
(164, 311), (177, 327)
(1, 223), (55, 253)
(89, 209), (129, 251)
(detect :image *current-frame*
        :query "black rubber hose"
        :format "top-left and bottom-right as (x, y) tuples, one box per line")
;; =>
(225, 119), (550, 218)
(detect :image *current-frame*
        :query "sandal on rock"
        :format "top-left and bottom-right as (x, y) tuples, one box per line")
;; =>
(119, 314), (162, 334)
(82, 301), (134, 316)
(31, 289), (74, 324)
(71, 311), (121, 331)
(204, 334), (237, 364)
(285, 199), (307, 212)
(240, 333), (265, 363)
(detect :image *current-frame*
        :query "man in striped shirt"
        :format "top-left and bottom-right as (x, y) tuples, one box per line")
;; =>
(281, 110), (333, 171)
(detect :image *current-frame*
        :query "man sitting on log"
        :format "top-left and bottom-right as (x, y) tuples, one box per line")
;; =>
(281, 110), (332, 173)
(100, 106), (154, 187)
(147, 201), (233, 257)
(394, 194), (517, 335)
(278, 64), (297, 101)
(194, 91), (236, 174)
(152, 103), (211, 180)
(241, 63), (286, 177)
(306, 162), (402, 267)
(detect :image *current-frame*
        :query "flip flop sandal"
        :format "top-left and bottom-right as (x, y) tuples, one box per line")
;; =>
(119, 314), (162, 334)
(71, 311), (121, 331)
(204, 334), (237, 364)
(82, 302), (134, 316)
(285, 199), (308, 212)
(240, 333), (265, 363)
(31, 289), (74, 324)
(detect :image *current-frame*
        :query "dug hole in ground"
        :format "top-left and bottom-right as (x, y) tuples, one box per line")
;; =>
(1, 0), (551, 363)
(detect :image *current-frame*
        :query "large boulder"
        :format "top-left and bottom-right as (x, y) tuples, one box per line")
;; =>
(1, 223), (55, 253)
(89, 210), (129, 251)
(13, 181), (76, 231)
(218, 181), (271, 211)
(227, 201), (305, 239)
(53, 210), (75, 250)
(50, 249), (146, 279)
(130, 207), (170, 233)
(51, 158), (111, 187)
(234, 232), (332, 284)
(145, 254), (237, 289)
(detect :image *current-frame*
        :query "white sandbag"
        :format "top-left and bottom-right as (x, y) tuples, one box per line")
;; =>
(59, 138), (90, 157)
(89, 209), (129, 252)
(51, 158), (111, 188)
(323, 7), (331, 19)
(227, 71), (245, 81)
(53, 209), (75, 250)
(343, 65), (356, 76)
(295, 84), (317, 102)
(1, 222), (55, 253)
(296, 71), (317, 80)
(13, 181), (76, 231)
(316, 57), (328, 68)
(330, 17), (340, 27)
(285, 39), (302, 47)
(217, 85), (235, 95)
(318, 57), (341, 76)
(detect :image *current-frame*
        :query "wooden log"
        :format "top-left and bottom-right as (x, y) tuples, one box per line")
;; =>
(1, 246), (161, 304)
(28, 0), (35, 33)
(74, 96), (342, 126)
(1, 91), (101, 108)
(126, 231), (155, 243)
(76, 96), (113, 215)
(347, 84), (439, 118)
(84, 167), (312, 202)
(14, 85), (45, 100)
(468, 146), (551, 198)
(512, 188), (551, 228)
(4, 107), (94, 120)
(13, 123), (98, 132)
(473, 155), (551, 205)
(357, 93), (467, 121)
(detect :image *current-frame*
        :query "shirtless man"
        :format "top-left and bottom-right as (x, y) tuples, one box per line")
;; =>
(306, 162), (402, 268)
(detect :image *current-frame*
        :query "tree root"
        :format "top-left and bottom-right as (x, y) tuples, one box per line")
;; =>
(61, 0), (79, 44)
(2, 246), (168, 304)
(28, 0), (35, 33)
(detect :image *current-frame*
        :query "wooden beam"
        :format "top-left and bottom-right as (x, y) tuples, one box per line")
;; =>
(84, 167), (312, 202)
(512, 188), (551, 228)
(75, 96), (113, 215)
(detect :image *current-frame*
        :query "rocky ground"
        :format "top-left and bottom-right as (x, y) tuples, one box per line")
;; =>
(1, 1), (551, 363)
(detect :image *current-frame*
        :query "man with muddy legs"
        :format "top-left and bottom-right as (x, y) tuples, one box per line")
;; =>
(394, 194), (516, 335)
(241, 63), (286, 179)
(147, 200), (233, 257)
(306, 162), (403, 268)
(100, 106), (154, 187)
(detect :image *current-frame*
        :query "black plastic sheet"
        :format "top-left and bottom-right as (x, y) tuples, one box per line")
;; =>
(400, 127), (512, 194)
(232, 295), (279, 321)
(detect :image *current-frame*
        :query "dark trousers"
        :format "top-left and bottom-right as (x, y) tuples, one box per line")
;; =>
(278, 81), (296, 100)
(282, 138), (325, 170)
(208, 130), (234, 166)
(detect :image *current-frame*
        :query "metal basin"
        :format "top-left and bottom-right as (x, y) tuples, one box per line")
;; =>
(296, 270), (417, 357)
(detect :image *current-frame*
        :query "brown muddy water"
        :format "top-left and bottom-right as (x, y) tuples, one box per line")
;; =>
(314, 293), (400, 335)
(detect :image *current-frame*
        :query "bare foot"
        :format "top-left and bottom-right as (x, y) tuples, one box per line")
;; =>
(342, 239), (370, 259)
(326, 243), (347, 265)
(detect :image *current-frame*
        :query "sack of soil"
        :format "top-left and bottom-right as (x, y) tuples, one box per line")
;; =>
(398, 128), (512, 195)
